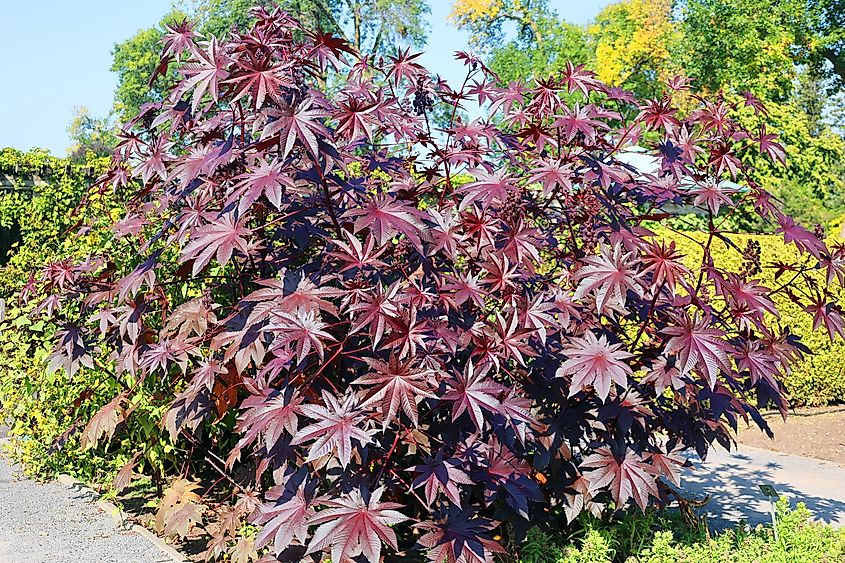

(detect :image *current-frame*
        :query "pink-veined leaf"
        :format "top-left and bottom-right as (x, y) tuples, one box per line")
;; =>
(557, 332), (633, 401)
(306, 486), (408, 563)
(662, 313), (732, 387)
(442, 361), (503, 432)
(180, 214), (252, 275)
(292, 392), (375, 467)
(353, 355), (435, 428)
(581, 446), (658, 511)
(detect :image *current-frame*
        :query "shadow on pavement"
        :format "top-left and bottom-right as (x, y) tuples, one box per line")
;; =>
(680, 447), (845, 529)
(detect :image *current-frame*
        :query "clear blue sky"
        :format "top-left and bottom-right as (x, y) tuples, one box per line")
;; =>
(0, 1), (611, 155)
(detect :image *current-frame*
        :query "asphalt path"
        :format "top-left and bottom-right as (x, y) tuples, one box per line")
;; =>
(681, 444), (845, 529)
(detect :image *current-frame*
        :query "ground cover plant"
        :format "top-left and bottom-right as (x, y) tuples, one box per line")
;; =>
(520, 499), (845, 563)
(8, 4), (845, 562)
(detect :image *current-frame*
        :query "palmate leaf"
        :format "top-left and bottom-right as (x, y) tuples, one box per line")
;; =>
(180, 36), (230, 112)
(306, 486), (408, 563)
(411, 452), (472, 507)
(226, 54), (292, 109)
(113, 451), (142, 493)
(557, 332), (633, 401)
(775, 213), (828, 258)
(80, 393), (127, 450)
(236, 386), (303, 452)
(228, 158), (300, 213)
(47, 324), (94, 377)
(454, 168), (513, 210)
(326, 230), (388, 273)
(334, 98), (379, 142)
(163, 297), (217, 338)
(415, 508), (504, 563)
(180, 214), (252, 276)
(663, 313), (732, 388)
(291, 392), (374, 467)
(254, 470), (317, 555)
(154, 478), (205, 538)
(442, 361), (503, 432)
(581, 446), (659, 511)
(354, 355), (435, 428)
(345, 193), (426, 249)
(261, 100), (330, 159)
(267, 308), (335, 364)
(572, 243), (643, 314)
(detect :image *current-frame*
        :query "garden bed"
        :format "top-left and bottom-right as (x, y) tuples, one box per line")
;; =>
(736, 406), (845, 465)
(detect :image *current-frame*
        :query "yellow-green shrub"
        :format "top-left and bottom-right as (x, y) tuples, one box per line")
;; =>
(654, 227), (845, 406)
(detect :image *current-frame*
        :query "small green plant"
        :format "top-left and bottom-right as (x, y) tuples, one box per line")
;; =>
(519, 499), (845, 563)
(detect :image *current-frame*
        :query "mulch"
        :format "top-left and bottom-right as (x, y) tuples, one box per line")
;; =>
(736, 405), (845, 466)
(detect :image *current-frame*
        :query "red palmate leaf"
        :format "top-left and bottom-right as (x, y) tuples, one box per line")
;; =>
(572, 243), (643, 314)
(663, 313), (732, 387)
(415, 508), (504, 563)
(180, 37), (229, 111)
(292, 392), (375, 467)
(180, 214), (252, 275)
(306, 487), (408, 563)
(354, 355), (435, 428)
(345, 193), (426, 249)
(411, 453), (473, 507)
(442, 361), (503, 432)
(261, 100), (330, 159)
(557, 332), (633, 401)
(581, 447), (658, 511)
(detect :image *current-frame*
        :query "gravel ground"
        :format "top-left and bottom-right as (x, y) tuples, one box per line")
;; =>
(0, 436), (175, 563)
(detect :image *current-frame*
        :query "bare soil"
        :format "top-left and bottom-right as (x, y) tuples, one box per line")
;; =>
(736, 405), (845, 466)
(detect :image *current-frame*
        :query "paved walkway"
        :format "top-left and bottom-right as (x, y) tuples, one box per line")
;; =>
(0, 434), (175, 563)
(681, 444), (845, 529)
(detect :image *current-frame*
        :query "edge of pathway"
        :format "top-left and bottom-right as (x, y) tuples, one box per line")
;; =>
(56, 474), (189, 563)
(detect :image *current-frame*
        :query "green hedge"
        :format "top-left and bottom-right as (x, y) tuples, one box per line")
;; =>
(654, 227), (845, 407)
(0, 148), (110, 295)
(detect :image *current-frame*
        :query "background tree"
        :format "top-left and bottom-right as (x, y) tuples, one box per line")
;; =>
(678, 0), (799, 101)
(111, 10), (189, 121)
(450, 0), (591, 84)
(589, 0), (680, 98)
(792, 0), (845, 93)
(66, 107), (118, 161)
(112, 0), (428, 121)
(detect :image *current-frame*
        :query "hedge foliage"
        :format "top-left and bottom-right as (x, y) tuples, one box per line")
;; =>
(0, 148), (111, 294)
(654, 226), (845, 407)
(0, 147), (122, 481)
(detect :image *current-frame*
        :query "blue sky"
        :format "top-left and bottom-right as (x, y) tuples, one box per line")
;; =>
(0, 1), (611, 155)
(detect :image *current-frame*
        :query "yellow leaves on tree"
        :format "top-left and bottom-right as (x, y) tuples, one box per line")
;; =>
(450, 0), (544, 48)
(590, 0), (679, 89)
(450, 0), (504, 24)
(154, 478), (205, 538)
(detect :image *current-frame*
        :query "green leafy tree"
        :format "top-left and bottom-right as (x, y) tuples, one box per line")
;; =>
(66, 107), (118, 161)
(451, 0), (591, 83)
(184, 0), (429, 53)
(792, 0), (845, 93)
(678, 0), (799, 100)
(735, 98), (845, 227)
(487, 17), (591, 83)
(111, 10), (188, 121)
